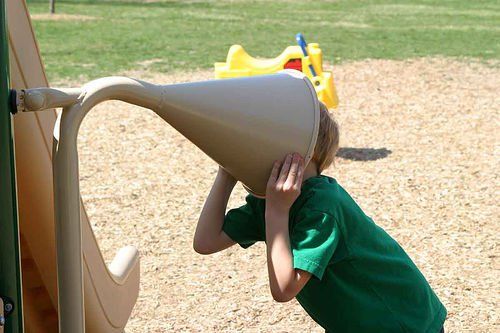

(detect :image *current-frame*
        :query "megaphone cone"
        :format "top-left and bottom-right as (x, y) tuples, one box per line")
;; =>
(155, 70), (320, 197)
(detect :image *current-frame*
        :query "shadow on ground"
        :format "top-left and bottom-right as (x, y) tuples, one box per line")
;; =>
(336, 147), (392, 161)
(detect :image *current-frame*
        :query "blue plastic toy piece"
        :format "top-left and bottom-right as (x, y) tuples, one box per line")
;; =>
(295, 33), (317, 77)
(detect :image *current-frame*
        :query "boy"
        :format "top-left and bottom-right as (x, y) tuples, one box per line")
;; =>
(193, 103), (446, 332)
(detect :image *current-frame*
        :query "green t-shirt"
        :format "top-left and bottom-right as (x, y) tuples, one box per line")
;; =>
(222, 175), (446, 333)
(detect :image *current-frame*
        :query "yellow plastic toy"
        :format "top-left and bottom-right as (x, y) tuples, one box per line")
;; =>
(214, 33), (339, 109)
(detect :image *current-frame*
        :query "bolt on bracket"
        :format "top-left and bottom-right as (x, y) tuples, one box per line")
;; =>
(0, 296), (15, 331)
(0, 297), (4, 332)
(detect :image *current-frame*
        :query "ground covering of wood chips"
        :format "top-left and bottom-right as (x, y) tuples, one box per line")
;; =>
(77, 58), (499, 332)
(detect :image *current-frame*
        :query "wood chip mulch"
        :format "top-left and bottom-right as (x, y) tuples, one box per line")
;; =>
(77, 58), (499, 332)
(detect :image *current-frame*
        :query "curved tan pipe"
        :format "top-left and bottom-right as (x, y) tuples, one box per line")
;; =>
(52, 77), (164, 333)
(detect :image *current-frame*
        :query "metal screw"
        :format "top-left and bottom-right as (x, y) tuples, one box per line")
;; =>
(0, 315), (5, 326)
(4, 303), (12, 313)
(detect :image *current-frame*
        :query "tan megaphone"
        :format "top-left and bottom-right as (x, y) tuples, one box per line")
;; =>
(154, 69), (320, 196)
(16, 69), (320, 333)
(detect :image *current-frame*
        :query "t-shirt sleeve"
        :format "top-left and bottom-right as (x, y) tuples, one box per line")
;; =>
(291, 210), (340, 280)
(222, 195), (263, 249)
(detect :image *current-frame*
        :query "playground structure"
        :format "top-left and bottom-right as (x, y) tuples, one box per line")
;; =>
(0, 1), (320, 332)
(214, 34), (339, 109)
(2, 1), (140, 332)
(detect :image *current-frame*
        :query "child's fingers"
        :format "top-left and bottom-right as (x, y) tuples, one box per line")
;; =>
(267, 160), (280, 185)
(277, 154), (292, 186)
(285, 153), (301, 188)
(294, 156), (305, 187)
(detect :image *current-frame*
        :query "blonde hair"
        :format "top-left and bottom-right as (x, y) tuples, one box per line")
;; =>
(311, 103), (340, 173)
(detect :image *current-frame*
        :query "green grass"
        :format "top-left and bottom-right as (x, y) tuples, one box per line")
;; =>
(26, 0), (500, 82)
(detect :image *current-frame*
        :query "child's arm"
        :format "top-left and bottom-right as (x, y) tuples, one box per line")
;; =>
(193, 168), (237, 254)
(265, 153), (312, 302)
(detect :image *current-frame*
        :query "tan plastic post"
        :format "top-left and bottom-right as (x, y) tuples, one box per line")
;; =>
(52, 77), (161, 333)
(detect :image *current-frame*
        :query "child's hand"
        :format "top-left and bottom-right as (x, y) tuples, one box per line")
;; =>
(264, 153), (311, 302)
(266, 153), (305, 217)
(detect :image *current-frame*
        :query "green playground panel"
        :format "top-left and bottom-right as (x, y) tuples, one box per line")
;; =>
(0, 0), (24, 332)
